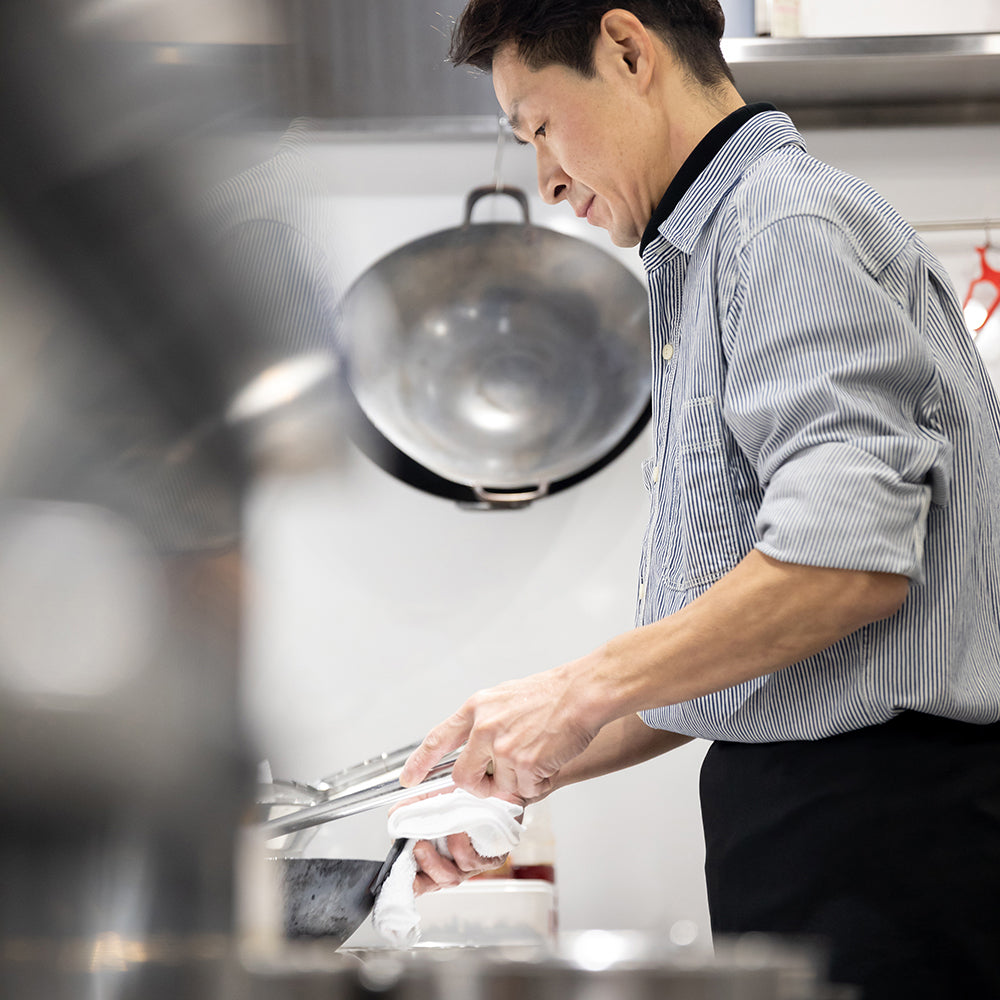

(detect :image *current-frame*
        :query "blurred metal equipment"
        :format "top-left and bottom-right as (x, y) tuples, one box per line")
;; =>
(0, 2), (341, 997)
(239, 932), (853, 999)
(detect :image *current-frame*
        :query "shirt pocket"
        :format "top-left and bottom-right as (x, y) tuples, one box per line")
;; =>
(666, 396), (743, 591)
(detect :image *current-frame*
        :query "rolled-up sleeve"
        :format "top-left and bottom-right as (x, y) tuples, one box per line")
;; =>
(722, 215), (952, 582)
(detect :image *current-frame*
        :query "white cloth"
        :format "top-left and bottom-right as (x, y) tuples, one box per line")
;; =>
(372, 788), (523, 948)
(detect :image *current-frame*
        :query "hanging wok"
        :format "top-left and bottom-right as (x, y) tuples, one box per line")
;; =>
(338, 186), (651, 509)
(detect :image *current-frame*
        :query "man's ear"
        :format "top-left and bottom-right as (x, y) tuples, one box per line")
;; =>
(596, 8), (656, 90)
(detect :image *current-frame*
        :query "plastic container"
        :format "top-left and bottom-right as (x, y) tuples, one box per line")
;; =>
(414, 880), (557, 948)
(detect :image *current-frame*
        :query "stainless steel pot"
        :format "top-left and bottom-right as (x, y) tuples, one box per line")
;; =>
(339, 186), (651, 509)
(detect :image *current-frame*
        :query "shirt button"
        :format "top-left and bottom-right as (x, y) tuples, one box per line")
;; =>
(652, 465), (661, 483)
(661, 343), (674, 361)
(638, 582), (646, 600)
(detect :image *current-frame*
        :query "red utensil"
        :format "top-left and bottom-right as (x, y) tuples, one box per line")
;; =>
(963, 244), (1000, 337)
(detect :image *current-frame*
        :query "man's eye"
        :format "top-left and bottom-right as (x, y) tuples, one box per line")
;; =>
(535, 123), (547, 139)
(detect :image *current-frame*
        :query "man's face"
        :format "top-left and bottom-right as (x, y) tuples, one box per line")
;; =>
(492, 43), (653, 249)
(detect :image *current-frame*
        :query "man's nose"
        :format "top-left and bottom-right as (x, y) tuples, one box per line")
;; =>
(537, 150), (569, 205)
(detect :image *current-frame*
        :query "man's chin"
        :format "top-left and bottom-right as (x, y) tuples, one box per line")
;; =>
(608, 230), (641, 249)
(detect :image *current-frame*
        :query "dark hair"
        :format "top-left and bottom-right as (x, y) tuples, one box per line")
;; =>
(450, 1), (733, 88)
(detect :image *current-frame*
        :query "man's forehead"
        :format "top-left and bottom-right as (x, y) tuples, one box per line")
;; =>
(491, 45), (530, 128)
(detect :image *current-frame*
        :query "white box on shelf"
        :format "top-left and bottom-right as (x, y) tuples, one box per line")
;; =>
(797, 0), (1000, 37)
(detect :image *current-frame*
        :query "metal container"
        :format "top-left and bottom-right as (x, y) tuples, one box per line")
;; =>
(340, 186), (651, 509)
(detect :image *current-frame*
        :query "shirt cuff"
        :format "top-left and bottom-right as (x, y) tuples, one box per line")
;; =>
(755, 442), (933, 583)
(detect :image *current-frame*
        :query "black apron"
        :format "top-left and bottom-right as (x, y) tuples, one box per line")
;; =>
(701, 711), (1000, 999)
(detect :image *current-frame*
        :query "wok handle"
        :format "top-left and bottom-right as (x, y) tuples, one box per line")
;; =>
(371, 836), (409, 898)
(464, 185), (531, 226)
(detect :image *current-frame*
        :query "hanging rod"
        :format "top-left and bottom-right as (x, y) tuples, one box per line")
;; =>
(910, 218), (1000, 233)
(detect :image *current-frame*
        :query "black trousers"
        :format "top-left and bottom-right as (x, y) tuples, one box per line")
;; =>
(701, 712), (1000, 1000)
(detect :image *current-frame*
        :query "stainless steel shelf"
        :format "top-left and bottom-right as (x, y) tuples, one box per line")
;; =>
(724, 31), (1000, 62)
(304, 32), (1000, 136)
(264, 21), (1000, 135)
(722, 33), (1000, 126)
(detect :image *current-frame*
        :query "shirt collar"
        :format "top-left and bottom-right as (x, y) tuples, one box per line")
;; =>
(639, 103), (805, 259)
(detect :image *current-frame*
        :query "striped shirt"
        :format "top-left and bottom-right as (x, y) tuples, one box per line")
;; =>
(637, 108), (1000, 742)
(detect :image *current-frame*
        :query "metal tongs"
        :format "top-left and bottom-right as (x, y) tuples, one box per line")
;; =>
(258, 743), (462, 840)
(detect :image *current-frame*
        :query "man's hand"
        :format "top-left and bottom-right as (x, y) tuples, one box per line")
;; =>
(411, 835), (508, 895)
(399, 662), (604, 803)
(388, 787), (518, 896)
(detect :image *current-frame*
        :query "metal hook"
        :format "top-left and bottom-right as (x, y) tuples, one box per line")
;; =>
(493, 114), (508, 192)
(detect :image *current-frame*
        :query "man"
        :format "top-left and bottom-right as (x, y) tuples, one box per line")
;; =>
(399, 3), (1000, 996)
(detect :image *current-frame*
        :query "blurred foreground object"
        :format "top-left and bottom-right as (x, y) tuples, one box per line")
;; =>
(0, 2), (341, 997)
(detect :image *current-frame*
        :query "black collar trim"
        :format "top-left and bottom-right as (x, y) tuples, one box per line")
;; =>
(639, 102), (777, 255)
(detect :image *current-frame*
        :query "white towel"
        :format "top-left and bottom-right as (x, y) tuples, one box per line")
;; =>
(372, 788), (523, 948)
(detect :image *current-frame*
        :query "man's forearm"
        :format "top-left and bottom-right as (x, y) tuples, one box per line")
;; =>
(570, 549), (910, 736)
(401, 551), (908, 803)
(548, 713), (691, 793)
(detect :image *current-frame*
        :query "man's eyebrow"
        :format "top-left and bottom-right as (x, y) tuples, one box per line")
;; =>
(505, 116), (530, 147)
(504, 103), (524, 139)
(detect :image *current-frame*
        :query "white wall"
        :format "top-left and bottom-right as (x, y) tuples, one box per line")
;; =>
(239, 118), (1000, 947)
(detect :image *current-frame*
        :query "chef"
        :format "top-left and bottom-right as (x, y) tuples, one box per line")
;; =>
(399, 3), (1000, 997)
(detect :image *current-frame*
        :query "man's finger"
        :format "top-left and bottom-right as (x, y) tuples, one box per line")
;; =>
(399, 714), (470, 787)
(450, 737), (500, 797)
(445, 832), (505, 874)
(411, 840), (463, 895)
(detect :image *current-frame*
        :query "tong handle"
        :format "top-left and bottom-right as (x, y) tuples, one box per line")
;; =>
(259, 748), (461, 840)
(317, 742), (421, 795)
